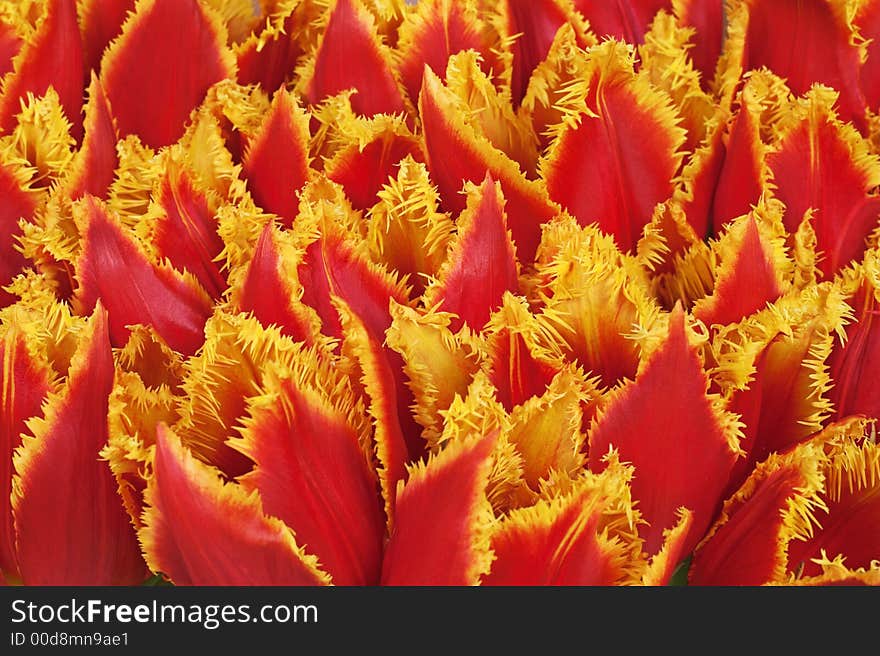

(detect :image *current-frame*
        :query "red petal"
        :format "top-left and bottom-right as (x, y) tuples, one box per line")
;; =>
(676, 122), (725, 239)
(12, 307), (146, 584)
(141, 423), (330, 586)
(153, 163), (226, 299)
(64, 73), (118, 200)
(234, 357), (384, 586)
(641, 508), (694, 585)
(502, 0), (575, 106)
(543, 42), (685, 254)
(419, 67), (557, 262)
(395, 0), (495, 104)
(0, 327), (52, 579)
(572, 0), (672, 43)
(73, 195), (213, 355)
(0, 164), (38, 306)
(0, 0), (84, 140)
(381, 432), (496, 585)
(302, 0), (405, 116)
(0, 18), (22, 79)
(767, 91), (880, 280)
(587, 305), (739, 556)
(425, 174), (519, 332)
(242, 89), (311, 226)
(78, 0), (135, 77)
(484, 469), (636, 586)
(101, 0), (234, 148)
(857, 0), (880, 111)
(738, 0), (866, 129)
(238, 223), (321, 345)
(829, 274), (880, 421)
(690, 444), (825, 586)
(674, 0), (724, 87)
(693, 214), (786, 327)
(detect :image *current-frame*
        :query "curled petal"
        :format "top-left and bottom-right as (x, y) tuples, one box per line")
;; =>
(232, 343), (383, 586)
(141, 423), (330, 586)
(0, 324), (52, 579)
(541, 41), (686, 254)
(72, 195), (213, 355)
(572, 0), (672, 44)
(0, 0), (83, 139)
(299, 0), (406, 116)
(641, 507), (694, 585)
(484, 465), (639, 586)
(767, 88), (880, 280)
(419, 66), (558, 262)
(588, 305), (741, 557)
(423, 174), (520, 332)
(381, 432), (496, 585)
(64, 73), (118, 201)
(101, 0), (235, 148)
(242, 88), (312, 226)
(12, 306), (147, 584)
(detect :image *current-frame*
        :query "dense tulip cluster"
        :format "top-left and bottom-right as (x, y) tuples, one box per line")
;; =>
(1, 0), (879, 586)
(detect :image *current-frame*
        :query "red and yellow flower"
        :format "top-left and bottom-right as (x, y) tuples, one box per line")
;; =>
(1, 0), (879, 586)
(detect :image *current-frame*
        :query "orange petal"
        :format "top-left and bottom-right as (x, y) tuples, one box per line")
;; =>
(301, 0), (406, 117)
(242, 88), (311, 226)
(64, 73), (118, 201)
(73, 195), (213, 355)
(766, 88), (880, 280)
(12, 306), (147, 584)
(0, 0), (83, 140)
(0, 325), (53, 580)
(141, 423), (330, 586)
(689, 441), (827, 585)
(829, 254), (880, 421)
(692, 211), (790, 328)
(0, 163), (38, 306)
(237, 222), (323, 345)
(857, 0), (880, 112)
(423, 174), (519, 332)
(572, 0), (672, 43)
(672, 0), (723, 87)
(381, 432), (496, 585)
(484, 466), (638, 586)
(232, 346), (384, 585)
(587, 305), (741, 556)
(394, 0), (496, 105)
(732, 0), (866, 130)
(541, 41), (686, 254)
(419, 66), (558, 262)
(152, 162), (227, 299)
(100, 0), (235, 148)
(78, 0), (135, 76)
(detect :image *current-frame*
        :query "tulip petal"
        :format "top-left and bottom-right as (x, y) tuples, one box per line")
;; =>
(484, 465), (639, 586)
(300, 0), (406, 117)
(0, 0), (83, 140)
(73, 195), (213, 355)
(78, 0), (135, 76)
(731, 0), (866, 130)
(232, 344), (383, 586)
(541, 41), (686, 254)
(64, 73), (118, 201)
(366, 155), (454, 296)
(241, 88), (311, 225)
(424, 174), (519, 332)
(141, 423), (330, 586)
(588, 305), (741, 556)
(381, 432), (496, 585)
(672, 0), (723, 87)
(689, 441), (827, 586)
(767, 88), (880, 280)
(0, 16), (22, 80)
(783, 555), (880, 586)
(0, 162), (38, 306)
(641, 508), (694, 585)
(236, 222), (323, 345)
(693, 211), (790, 328)
(857, 0), (880, 111)
(572, 0), (672, 43)
(419, 66), (558, 262)
(0, 325), (52, 579)
(12, 306), (146, 584)
(101, 0), (235, 149)
(829, 252), (880, 420)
